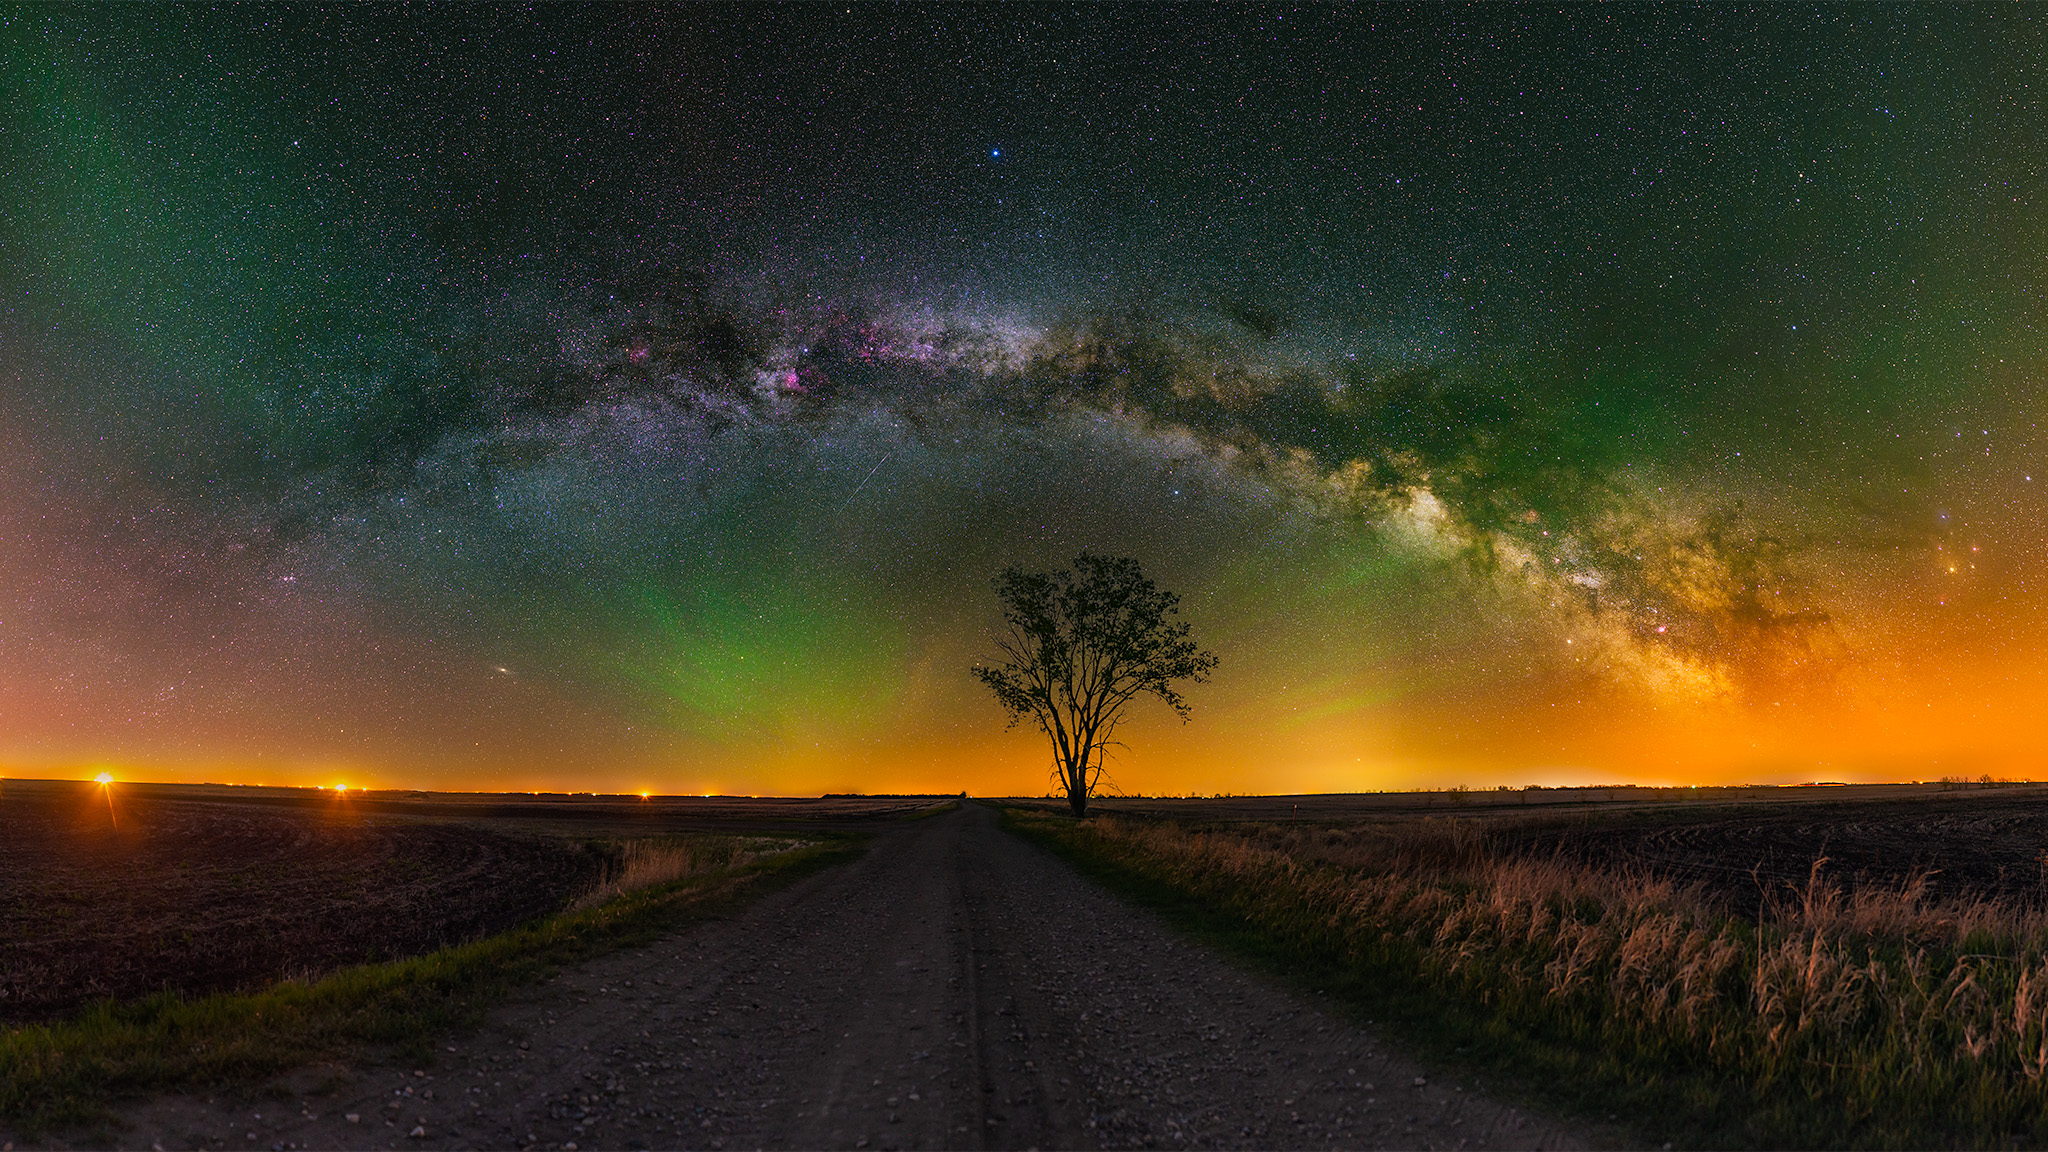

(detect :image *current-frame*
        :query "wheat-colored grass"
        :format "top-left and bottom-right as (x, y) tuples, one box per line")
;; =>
(572, 836), (809, 911)
(1021, 811), (2048, 1146)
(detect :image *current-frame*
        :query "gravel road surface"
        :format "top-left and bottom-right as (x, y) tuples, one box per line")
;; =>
(85, 801), (1586, 1150)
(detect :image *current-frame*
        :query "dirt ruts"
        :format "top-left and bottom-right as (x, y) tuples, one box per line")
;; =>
(81, 801), (1586, 1151)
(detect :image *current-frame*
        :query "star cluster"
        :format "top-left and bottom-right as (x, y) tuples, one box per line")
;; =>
(3, 7), (2046, 793)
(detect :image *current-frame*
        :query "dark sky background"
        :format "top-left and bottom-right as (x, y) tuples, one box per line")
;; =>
(4, 5), (2046, 794)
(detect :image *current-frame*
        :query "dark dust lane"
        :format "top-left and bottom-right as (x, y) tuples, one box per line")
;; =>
(98, 802), (1584, 1151)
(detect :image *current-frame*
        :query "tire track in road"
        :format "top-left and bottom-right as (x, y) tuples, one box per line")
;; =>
(93, 801), (1588, 1151)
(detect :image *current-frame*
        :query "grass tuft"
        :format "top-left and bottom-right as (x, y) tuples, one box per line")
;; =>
(569, 834), (808, 911)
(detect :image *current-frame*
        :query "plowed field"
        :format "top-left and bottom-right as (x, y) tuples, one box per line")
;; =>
(0, 781), (602, 1023)
(1530, 791), (2048, 915)
(1049, 784), (2048, 915)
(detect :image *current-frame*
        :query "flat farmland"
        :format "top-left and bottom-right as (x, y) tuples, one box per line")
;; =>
(1036, 782), (2048, 912)
(0, 779), (948, 1024)
(1525, 789), (2048, 915)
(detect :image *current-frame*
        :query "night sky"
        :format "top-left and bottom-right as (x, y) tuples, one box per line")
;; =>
(5, 6), (2047, 795)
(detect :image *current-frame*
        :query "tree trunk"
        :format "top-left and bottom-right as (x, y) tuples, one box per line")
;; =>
(1054, 736), (1093, 818)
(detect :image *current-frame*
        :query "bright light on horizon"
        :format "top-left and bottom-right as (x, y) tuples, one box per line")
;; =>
(94, 771), (113, 785)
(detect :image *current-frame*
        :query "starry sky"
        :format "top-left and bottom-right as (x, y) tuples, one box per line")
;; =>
(4, 5), (2047, 795)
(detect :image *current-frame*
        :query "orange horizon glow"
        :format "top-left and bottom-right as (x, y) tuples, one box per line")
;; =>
(0, 756), (2035, 801)
(13, 634), (2048, 799)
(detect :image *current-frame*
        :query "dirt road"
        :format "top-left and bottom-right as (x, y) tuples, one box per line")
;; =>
(99, 802), (1584, 1151)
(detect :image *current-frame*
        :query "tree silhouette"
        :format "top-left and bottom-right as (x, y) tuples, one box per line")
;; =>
(975, 554), (1218, 817)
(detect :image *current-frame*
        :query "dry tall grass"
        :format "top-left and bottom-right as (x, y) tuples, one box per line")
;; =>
(1021, 812), (2048, 1146)
(571, 836), (805, 912)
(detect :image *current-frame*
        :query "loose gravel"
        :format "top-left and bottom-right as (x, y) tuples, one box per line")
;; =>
(43, 801), (1588, 1150)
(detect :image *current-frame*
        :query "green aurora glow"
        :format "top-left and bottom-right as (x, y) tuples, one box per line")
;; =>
(6, 7), (2048, 793)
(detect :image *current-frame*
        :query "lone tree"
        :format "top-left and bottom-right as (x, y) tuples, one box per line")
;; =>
(975, 553), (1218, 817)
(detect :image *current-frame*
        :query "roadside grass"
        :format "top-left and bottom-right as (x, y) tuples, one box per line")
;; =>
(569, 833), (813, 911)
(1005, 807), (2048, 1150)
(0, 833), (859, 1136)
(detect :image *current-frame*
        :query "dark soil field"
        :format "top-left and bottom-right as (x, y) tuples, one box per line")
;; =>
(0, 780), (602, 1024)
(0, 779), (951, 1024)
(1529, 788), (2048, 916)
(1049, 782), (2048, 915)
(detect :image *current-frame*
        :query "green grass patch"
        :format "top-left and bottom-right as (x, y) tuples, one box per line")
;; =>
(1003, 807), (2048, 1150)
(0, 835), (860, 1136)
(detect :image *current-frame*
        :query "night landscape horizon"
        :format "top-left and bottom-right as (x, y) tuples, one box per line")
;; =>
(21, 9), (2048, 1149)
(7, 6), (2046, 798)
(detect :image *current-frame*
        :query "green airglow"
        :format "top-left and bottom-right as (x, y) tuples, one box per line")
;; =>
(588, 570), (905, 746)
